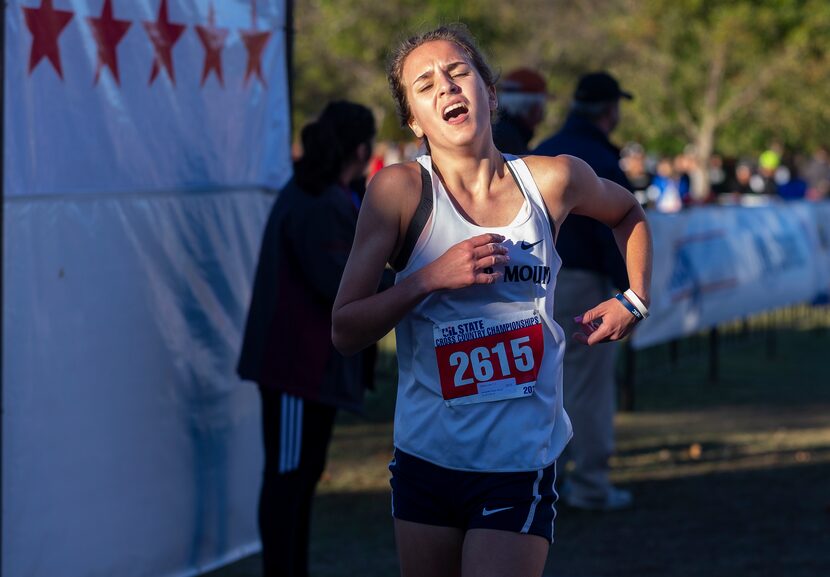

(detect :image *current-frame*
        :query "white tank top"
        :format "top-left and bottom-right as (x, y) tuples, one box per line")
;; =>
(393, 154), (572, 472)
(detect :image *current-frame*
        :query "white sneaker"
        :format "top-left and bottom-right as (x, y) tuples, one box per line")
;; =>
(562, 486), (633, 512)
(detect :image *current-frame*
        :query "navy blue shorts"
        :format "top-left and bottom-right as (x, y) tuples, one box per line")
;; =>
(389, 448), (559, 542)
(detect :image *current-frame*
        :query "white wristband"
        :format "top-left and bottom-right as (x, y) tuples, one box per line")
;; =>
(623, 289), (649, 319)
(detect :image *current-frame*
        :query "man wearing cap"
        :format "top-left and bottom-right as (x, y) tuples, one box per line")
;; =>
(533, 71), (635, 512)
(492, 68), (550, 155)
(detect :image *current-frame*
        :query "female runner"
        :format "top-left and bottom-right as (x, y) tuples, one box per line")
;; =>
(332, 25), (652, 577)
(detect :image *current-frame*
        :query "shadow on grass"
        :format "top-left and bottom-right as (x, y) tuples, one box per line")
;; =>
(627, 327), (830, 411)
(309, 491), (399, 577)
(549, 460), (830, 577)
(211, 459), (830, 577)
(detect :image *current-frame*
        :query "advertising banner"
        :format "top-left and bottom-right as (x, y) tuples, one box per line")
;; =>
(632, 202), (825, 349)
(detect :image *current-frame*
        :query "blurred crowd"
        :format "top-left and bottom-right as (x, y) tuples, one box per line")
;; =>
(368, 140), (830, 213)
(620, 143), (830, 212)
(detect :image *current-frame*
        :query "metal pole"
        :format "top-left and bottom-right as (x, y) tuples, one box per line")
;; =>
(620, 341), (635, 412)
(669, 339), (679, 366)
(0, 0), (6, 571)
(285, 0), (294, 133)
(765, 325), (777, 359)
(708, 327), (719, 383)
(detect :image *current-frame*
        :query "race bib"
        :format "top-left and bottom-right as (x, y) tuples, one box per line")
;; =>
(433, 310), (544, 406)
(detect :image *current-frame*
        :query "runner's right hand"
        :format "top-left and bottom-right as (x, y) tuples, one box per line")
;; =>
(419, 233), (509, 291)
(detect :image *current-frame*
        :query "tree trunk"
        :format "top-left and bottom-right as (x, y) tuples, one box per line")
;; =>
(692, 118), (715, 203)
(690, 41), (726, 204)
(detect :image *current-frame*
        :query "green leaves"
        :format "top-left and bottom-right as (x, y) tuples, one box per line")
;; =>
(291, 0), (830, 155)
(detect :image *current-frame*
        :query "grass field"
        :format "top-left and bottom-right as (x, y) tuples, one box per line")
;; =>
(208, 315), (830, 577)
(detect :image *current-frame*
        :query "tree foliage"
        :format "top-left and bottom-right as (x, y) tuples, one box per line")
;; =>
(292, 0), (523, 140)
(291, 0), (830, 166)
(609, 0), (830, 154)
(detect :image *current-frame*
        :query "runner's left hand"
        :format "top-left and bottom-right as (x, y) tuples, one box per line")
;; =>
(572, 297), (639, 346)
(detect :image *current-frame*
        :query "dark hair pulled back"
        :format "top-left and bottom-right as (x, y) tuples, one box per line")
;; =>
(294, 100), (376, 195)
(387, 23), (497, 128)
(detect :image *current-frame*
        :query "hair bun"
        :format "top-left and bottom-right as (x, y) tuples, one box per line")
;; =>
(295, 101), (376, 195)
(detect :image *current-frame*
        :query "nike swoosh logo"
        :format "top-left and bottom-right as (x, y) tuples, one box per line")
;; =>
(520, 239), (543, 250)
(482, 506), (514, 516)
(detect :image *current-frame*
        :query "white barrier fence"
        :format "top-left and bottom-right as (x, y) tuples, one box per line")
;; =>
(631, 201), (830, 350)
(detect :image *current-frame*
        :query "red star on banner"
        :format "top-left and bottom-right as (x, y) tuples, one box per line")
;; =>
(195, 3), (228, 86)
(87, 0), (131, 85)
(22, 0), (74, 79)
(143, 0), (186, 85)
(240, 1), (271, 86)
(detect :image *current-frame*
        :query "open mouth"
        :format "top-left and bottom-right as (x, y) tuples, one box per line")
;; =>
(443, 102), (469, 123)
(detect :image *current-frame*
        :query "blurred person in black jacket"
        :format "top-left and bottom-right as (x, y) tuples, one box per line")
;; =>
(238, 101), (376, 577)
(492, 68), (550, 155)
(533, 72), (635, 512)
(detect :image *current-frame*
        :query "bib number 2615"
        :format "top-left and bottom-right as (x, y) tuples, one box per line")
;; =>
(449, 336), (534, 386)
(433, 311), (544, 406)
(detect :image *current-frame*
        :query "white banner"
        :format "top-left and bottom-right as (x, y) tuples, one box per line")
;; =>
(807, 202), (830, 303)
(4, 2), (290, 575)
(631, 202), (826, 349)
(4, 191), (273, 577)
(6, 0), (291, 196)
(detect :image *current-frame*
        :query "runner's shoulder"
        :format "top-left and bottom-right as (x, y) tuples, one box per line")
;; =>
(520, 154), (573, 198)
(368, 161), (423, 197)
(365, 161), (425, 220)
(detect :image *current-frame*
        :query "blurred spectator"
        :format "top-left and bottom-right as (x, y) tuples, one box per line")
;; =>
(759, 148), (781, 173)
(802, 147), (830, 200)
(621, 142), (652, 206)
(237, 101), (377, 577)
(756, 148), (780, 196)
(775, 155), (808, 201)
(673, 151), (696, 204)
(647, 157), (686, 213)
(533, 71), (634, 512)
(367, 141), (388, 181)
(730, 160), (756, 197)
(492, 67), (551, 154)
(402, 140), (421, 161)
(384, 141), (403, 166)
(708, 154), (729, 196)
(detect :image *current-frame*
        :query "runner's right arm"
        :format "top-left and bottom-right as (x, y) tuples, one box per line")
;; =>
(332, 163), (507, 356)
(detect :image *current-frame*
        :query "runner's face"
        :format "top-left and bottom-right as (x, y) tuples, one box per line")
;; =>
(402, 40), (496, 148)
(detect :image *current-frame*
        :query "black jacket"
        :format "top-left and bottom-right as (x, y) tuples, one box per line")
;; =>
(492, 112), (534, 156)
(533, 114), (631, 290)
(237, 179), (364, 411)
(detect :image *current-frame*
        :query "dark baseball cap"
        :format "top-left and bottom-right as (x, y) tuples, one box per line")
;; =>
(573, 71), (633, 103)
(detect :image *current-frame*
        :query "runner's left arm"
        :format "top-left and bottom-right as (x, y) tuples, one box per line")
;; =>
(557, 155), (653, 345)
